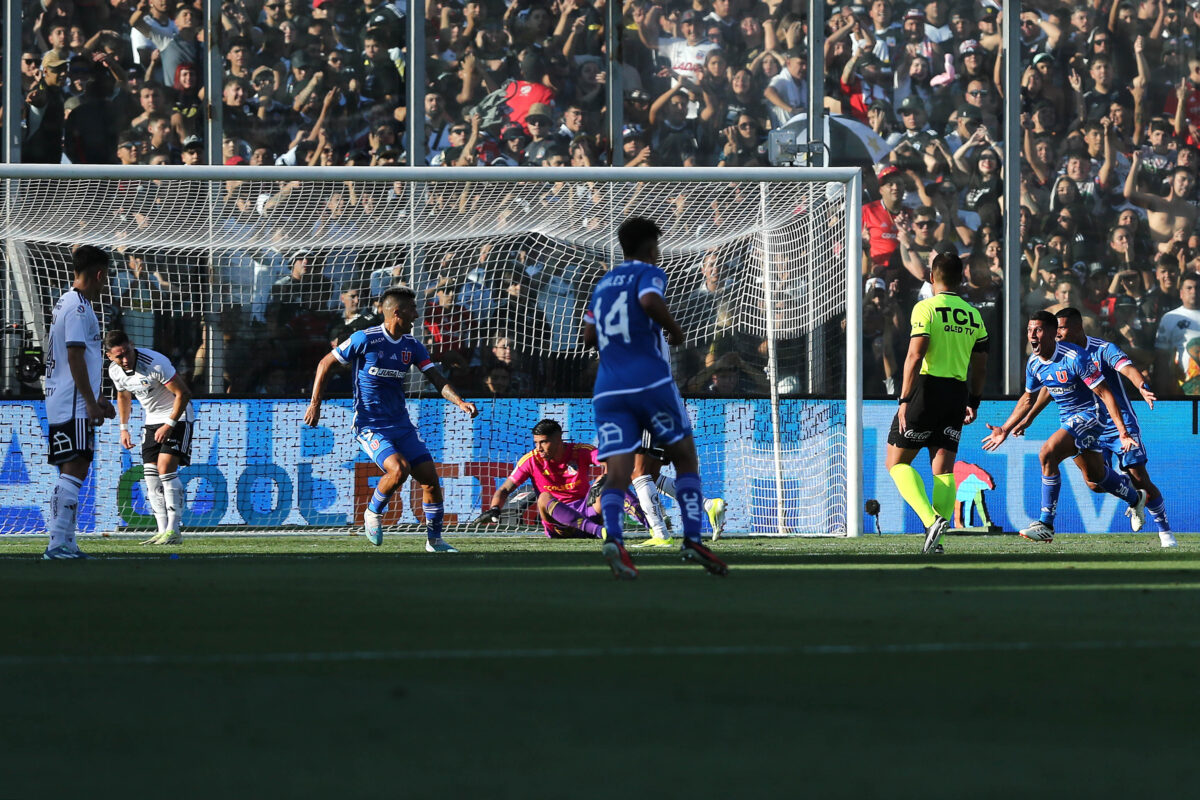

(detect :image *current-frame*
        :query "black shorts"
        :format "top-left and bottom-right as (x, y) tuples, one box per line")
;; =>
(887, 376), (968, 453)
(636, 430), (668, 463)
(47, 418), (94, 465)
(141, 421), (193, 466)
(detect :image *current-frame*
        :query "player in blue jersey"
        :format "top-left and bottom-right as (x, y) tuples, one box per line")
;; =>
(981, 311), (1146, 542)
(582, 216), (728, 579)
(304, 287), (479, 552)
(1039, 308), (1174, 546)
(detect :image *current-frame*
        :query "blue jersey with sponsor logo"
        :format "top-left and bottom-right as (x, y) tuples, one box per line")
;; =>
(1026, 341), (1104, 422)
(1083, 336), (1139, 431)
(585, 260), (673, 398)
(332, 326), (433, 431)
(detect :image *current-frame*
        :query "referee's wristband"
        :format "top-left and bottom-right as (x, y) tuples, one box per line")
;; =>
(163, 418), (177, 428)
(968, 394), (983, 410)
(898, 396), (912, 405)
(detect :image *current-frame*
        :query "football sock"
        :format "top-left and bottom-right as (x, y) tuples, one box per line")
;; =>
(932, 473), (955, 522)
(674, 472), (705, 542)
(143, 464), (167, 534)
(367, 488), (390, 515)
(654, 474), (676, 499)
(160, 472), (183, 535)
(1147, 496), (1171, 532)
(546, 500), (604, 538)
(631, 475), (668, 538)
(600, 488), (626, 545)
(48, 473), (83, 550)
(889, 464), (936, 528)
(1098, 467), (1138, 505)
(423, 502), (444, 541)
(1038, 473), (1061, 526)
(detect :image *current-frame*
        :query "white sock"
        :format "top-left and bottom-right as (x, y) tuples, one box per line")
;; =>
(49, 473), (83, 549)
(143, 464), (168, 534)
(161, 471), (184, 535)
(632, 475), (668, 539)
(655, 474), (676, 499)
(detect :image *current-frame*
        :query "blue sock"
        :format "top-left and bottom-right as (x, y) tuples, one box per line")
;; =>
(367, 488), (389, 514)
(1039, 474), (1060, 526)
(1147, 496), (1170, 532)
(1097, 468), (1138, 505)
(423, 502), (444, 541)
(674, 472), (705, 543)
(600, 488), (626, 545)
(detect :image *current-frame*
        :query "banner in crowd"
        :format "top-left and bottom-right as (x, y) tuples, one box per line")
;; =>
(0, 399), (1194, 534)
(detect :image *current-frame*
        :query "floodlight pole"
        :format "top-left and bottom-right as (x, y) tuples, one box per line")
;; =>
(1003, 0), (1022, 393)
(3, 0), (21, 395)
(806, 0), (825, 167)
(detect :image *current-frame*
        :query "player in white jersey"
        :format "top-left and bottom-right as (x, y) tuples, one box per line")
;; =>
(106, 329), (195, 545)
(42, 246), (115, 559)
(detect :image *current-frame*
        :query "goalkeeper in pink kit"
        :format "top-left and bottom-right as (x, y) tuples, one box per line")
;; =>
(476, 418), (645, 537)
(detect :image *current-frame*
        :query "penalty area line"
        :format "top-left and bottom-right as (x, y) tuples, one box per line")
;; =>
(3, 639), (1199, 668)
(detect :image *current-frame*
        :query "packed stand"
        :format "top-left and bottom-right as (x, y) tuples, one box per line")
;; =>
(16, 0), (1200, 397)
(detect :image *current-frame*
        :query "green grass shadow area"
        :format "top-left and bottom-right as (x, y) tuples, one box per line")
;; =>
(1, 535), (1199, 798)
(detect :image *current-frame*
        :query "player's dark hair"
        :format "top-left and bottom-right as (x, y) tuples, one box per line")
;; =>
(930, 250), (964, 288)
(618, 216), (662, 261)
(532, 418), (562, 437)
(1054, 307), (1083, 325)
(380, 286), (416, 310)
(1030, 310), (1057, 328)
(103, 330), (130, 351)
(72, 245), (110, 276)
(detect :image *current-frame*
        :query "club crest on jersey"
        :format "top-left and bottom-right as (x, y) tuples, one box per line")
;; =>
(401, 351), (411, 364)
(1055, 370), (1068, 382)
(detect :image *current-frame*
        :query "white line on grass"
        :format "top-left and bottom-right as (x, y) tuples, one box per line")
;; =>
(2, 639), (1199, 668)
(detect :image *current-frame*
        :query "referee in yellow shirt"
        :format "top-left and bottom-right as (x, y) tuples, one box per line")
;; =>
(886, 247), (989, 554)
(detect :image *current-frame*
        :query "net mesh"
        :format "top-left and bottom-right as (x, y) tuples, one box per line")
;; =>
(3, 174), (851, 536)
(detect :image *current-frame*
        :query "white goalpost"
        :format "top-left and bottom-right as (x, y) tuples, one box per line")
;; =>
(0, 165), (862, 538)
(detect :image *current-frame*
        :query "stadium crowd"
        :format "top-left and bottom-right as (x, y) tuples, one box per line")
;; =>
(12, 0), (1200, 397)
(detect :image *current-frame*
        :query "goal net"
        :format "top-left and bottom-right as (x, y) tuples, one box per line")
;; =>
(0, 166), (862, 537)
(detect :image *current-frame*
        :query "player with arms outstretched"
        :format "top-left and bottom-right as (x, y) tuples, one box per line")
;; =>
(1004, 308), (1172, 545)
(476, 418), (647, 538)
(305, 287), (478, 552)
(886, 249), (989, 555)
(982, 310), (1146, 542)
(106, 329), (195, 545)
(42, 245), (116, 559)
(582, 217), (727, 579)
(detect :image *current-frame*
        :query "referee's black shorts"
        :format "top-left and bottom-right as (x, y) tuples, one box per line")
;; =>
(887, 375), (969, 453)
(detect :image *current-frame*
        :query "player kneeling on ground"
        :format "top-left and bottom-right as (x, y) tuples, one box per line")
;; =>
(107, 330), (195, 545)
(305, 287), (478, 552)
(583, 216), (728, 579)
(474, 418), (647, 538)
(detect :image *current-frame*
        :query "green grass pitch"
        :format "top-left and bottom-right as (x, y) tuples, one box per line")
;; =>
(2, 533), (1199, 798)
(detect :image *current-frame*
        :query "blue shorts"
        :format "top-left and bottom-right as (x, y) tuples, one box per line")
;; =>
(355, 426), (432, 471)
(1097, 424), (1149, 471)
(1061, 412), (1104, 454)
(593, 380), (692, 460)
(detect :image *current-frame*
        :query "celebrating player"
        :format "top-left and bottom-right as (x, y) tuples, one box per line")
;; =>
(982, 311), (1147, 542)
(1002, 309), (1173, 546)
(886, 249), (989, 555)
(304, 286), (478, 552)
(582, 216), (728, 579)
(106, 330), (195, 545)
(475, 418), (645, 538)
(43, 245), (116, 559)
